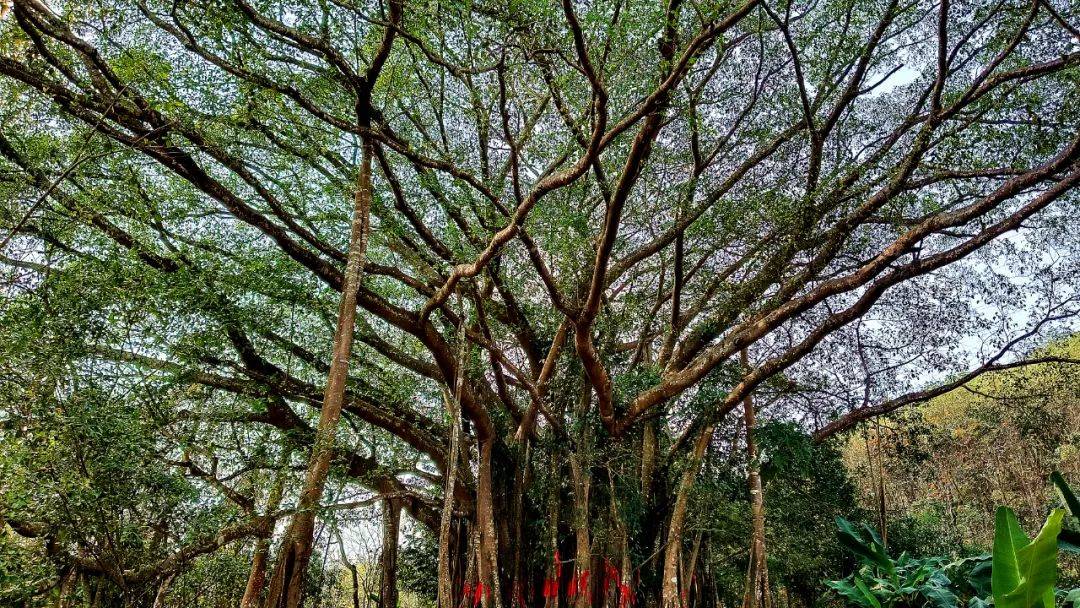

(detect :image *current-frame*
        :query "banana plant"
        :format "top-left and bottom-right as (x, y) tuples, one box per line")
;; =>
(990, 507), (1064, 608)
(827, 517), (960, 608)
(1050, 471), (1080, 554)
(828, 473), (1079, 608)
(982, 471), (1077, 608)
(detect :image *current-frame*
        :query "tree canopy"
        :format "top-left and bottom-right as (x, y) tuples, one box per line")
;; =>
(1, 0), (1079, 605)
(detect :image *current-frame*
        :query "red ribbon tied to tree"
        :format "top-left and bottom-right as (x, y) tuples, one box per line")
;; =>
(568, 570), (590, 602)
(473, 582), (487, 608)
(543, 550), (562, 599)
(603, 560), (620, 596)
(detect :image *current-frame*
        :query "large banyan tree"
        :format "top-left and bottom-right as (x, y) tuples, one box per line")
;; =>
(1, 0), (1079, 605)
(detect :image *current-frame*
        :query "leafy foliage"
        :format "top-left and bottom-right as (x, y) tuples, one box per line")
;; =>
(828, 517), (965, 608)
(991, 507), (1063, 608)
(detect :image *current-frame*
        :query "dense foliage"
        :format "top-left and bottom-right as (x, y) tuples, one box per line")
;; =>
(1, 0), (1079, 606)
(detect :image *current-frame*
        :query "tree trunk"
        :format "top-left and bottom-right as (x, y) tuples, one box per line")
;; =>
(334, 528), (361, 608)
(152, 572), (175, 608)
(379, 499), (402, 608)
(545, 451), (561, 608)
(569, 383), (592, 608)
(875, 421), (888, 550)
(661, 425), (713, 608)
(682, 532), (703, 608)
(568, 451), (591, 608)
(263, 140), (374, 608)
(55, 568), (77, 608)
(477, 436), (504, 608)
(439, 330), (467, 608)
(241, 541), (272, 608)
(242, 458), (288, 608)
(640, 420), (658, 502)
(741, 350), (770, 608)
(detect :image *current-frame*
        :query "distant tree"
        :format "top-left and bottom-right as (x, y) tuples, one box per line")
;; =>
(845, 335), (1080, 555)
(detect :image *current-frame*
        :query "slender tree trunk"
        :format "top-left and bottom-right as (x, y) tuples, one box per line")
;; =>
(510, 441), (530, 608)
(569, 383), (592, 608)
(662, 425), (713, 608)
(379, 499), (402, 608)
(334, 529), (361, 608)
(569, 451), (591, 608)
(682, 532), (703, 608)
(55, 568), (77, 608)
(875, 420), (887, 550)
(152, 572), (175, 608)
(545, 451), (561, 608)
(863, 425), (887, 548)
(640, 420), (658, 502)
(609, 470), (632, 608)
(439, 327), (467, 608)
(242, 540), (272, 608)
(263, 140), (374, 608)
(477, 437), (504, 608)
(741, 350), (769, 608)
(242, 457), (289, 608)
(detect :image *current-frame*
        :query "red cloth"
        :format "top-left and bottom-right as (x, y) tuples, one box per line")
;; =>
(569, 570), (590, 602)
(543, 550), (563, 599)
(603, 560), (620, 596)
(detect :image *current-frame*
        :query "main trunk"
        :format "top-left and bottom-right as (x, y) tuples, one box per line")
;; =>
(431, 385), (731, 608)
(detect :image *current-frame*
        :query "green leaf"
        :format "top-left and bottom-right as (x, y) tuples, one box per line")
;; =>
(921, 584), (959, 608)
(853, 577), (883, 608)
(1051, 472), (1080, 518)
(993, 507), (1030, 601)
(836, 517), (894, 573)
(965, 558), (993, 598)
(994, 508), (1064, 608)
(827, 578), (879, 608)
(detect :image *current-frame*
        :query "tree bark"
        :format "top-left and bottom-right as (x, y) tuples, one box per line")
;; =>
(569, 382), (592, 608)
(242, 458), (288, 608)
(640, 420), (658, 502)
(682, 532), (703, 608)
(379, 499), (402, 608)
(741, 349), (769, 608)
(438, 328), (467, 608)
(662, 425), (713, 608)
(55, 567), (77, 608)
(152, 572), (175, 608)
(334, 528), (361, 608)
(568, 451), (591, 608)
(477, 436), (504, 608)
(263, 140), (374, 608)
(242, 539), (272, 608)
